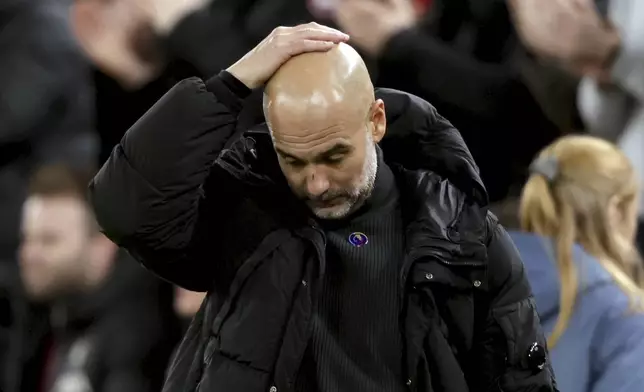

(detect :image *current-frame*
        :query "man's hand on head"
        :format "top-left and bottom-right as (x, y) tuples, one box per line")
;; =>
(334, 0), (417, 57)
(226, 23), (350, 89)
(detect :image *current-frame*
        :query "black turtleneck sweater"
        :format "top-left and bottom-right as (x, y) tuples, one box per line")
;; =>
(294, 154), (407, 392)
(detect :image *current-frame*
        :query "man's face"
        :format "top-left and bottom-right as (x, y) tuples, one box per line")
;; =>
(269, 100), (385, 219)
(19, 196), (92, 302)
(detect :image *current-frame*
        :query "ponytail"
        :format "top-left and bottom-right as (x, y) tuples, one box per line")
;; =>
(519, 175), (558, 234)
(520, 174), (579, 348)
(548, 202), (578, 348)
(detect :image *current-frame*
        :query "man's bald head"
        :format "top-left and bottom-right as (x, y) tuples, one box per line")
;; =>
(263, 43), (387, 220)
(264, 43), (375, 130)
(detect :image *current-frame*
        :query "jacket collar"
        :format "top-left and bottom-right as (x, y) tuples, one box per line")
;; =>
(376, 88), (487, 207)
(375, 88), (488, 262)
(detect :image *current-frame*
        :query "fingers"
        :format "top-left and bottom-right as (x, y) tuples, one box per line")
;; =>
(273, 23), (349, 43)
(265, 23), (350, 59)
(289, 39), (338, 56)
(293, 24), (349, 42)
(269, 23), (349, 56)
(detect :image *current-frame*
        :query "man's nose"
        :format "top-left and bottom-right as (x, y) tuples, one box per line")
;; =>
(306, 169), (330, 198)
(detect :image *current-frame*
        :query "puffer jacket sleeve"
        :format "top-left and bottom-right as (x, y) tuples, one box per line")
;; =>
(89, 71), (251, 292)
(471, 213), (558, 391)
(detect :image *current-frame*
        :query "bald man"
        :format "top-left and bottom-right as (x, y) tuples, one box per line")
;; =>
(90, 23), (557, 392)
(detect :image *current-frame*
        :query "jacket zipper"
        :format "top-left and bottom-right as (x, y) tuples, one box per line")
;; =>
(286, 223), (326, 391)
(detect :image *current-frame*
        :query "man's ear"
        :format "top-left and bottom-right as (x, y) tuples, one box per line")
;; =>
(370, 99), (386, 143)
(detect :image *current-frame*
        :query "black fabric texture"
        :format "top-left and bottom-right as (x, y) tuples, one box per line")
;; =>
(295, 156), (406, 391)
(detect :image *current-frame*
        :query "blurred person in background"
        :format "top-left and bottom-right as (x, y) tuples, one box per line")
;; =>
(165, 287), (205, 377)
(69, 0), (180, 164)
(5, 165), (177, 392)
(0, 0), (97, 383)
(509, 0), (644, 251)
(333, 0), (566, 202)
(492, 135), (644, 392)
(71, 0), (316, 88)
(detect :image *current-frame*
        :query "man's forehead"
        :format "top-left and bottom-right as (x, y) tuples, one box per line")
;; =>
(22, 196), (89, 231)
(272, 131), (357, 159)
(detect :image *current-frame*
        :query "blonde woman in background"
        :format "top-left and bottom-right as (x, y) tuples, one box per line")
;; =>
(505, 135), (644, 392)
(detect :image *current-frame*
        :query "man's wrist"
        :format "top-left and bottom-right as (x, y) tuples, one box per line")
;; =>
(226, 63), (258, 90)
(218, 71), (252, 98)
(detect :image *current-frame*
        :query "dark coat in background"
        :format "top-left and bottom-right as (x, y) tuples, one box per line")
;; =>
(0, 0), (97, 382)
(0, 0), (97, 261)
(371, 0), (564, 201)
(89, 72), (558, 392)
(4, 253), (180, 392)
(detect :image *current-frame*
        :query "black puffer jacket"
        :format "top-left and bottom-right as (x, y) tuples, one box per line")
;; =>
(89, 72), (558, 392)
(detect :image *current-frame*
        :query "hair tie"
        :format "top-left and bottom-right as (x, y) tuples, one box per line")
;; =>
(529, 156), (559, 182)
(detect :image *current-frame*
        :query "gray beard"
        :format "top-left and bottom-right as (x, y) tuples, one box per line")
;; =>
(311, 134), (378, 220)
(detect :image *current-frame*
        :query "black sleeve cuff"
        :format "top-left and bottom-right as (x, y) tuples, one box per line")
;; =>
(220, 70), (252, 98)
(205, 71), (252, 113)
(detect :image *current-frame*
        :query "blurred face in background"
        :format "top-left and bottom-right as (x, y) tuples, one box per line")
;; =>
(19, 195), (113, 303)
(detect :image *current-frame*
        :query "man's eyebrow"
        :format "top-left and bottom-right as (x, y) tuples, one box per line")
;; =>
(275, 147), (303, 161)
(275, 143), (354, 162)
(318, 144), (353, 159)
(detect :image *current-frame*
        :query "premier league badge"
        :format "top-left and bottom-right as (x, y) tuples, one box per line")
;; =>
(348, 232), (368, 247)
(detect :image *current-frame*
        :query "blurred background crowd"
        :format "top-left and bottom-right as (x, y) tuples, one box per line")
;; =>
(1, 0), (644, 391)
